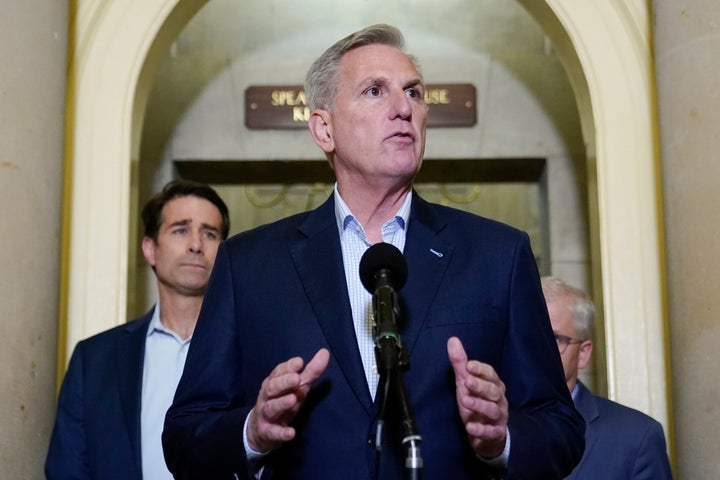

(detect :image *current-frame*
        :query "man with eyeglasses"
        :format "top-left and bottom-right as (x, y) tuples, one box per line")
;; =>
(541, 276), (673, 480)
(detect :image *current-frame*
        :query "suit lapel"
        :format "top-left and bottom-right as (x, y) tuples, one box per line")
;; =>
(400, 193), (453, 357)
(291, 197), (375, 413)
(570, 381), (600, 477)
(117, 310), (153, 474)
(289, 194), (454, 413)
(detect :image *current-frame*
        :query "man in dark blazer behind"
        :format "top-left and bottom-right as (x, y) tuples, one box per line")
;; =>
(163, 24), (585, 480)
(542, 276), (673, 479)
(45, 180), (229, 480)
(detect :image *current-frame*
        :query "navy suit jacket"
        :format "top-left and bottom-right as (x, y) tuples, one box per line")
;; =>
(45, 309), (153, 480)
(163, 193), (585, 479)
(565, 382), (672, 479)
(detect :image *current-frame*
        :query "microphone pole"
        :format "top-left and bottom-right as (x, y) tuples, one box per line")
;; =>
(360, 243), (423, 480)
(390, 365), (422, 480)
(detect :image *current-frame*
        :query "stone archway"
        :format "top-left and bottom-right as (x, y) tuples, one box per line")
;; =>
(59, 0), (207, 371)
(61, 0), (670, 440)
(519, 1), (670, 436)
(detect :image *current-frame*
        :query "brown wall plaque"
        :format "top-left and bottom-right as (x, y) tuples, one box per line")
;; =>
(245, 83), (476, 129)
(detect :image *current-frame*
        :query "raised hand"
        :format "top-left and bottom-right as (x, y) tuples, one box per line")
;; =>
(247, 348), (330, 453)
(447, 336), (508, 459)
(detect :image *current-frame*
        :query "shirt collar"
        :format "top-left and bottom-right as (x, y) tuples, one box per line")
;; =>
(146, 303), (189, 343)
(333, 183), (412, 233)
(146, 303), (163, 337)
(570, 382), (579, 401)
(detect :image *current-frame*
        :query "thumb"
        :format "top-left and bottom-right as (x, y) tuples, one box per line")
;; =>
(447, 336), (469, 378)
(300, 348), (330, 386)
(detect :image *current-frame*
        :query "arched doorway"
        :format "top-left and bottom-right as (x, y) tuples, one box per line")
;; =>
(60, 0), (670, 446)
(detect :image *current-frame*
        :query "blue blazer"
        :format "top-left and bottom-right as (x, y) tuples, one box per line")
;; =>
(45, 309), (153, 480)
(566, 381), (673, 479)
(163, 193), (585, 480)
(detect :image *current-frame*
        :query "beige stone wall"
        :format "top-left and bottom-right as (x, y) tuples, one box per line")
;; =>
(654, 0), (720, 477)
(0, 2), (68, 478)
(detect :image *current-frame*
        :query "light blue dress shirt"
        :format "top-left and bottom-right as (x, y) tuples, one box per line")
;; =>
(141, 304), (192, 480)
(333, 185), (411, 398)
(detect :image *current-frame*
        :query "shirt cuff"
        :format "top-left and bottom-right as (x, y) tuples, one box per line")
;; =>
(243, 409), (269, 460)
(477, 428), (510, 469)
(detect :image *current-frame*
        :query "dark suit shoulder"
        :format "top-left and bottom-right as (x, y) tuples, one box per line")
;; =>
(592, 394), (665, 434)
(416, 193), (523, 231)
(223, 194), (333, 251)
(592, 395), (665, 450)
(571, 384), (672, 479)
(74, 311), (152, 356)
(412, 195), (529, 248)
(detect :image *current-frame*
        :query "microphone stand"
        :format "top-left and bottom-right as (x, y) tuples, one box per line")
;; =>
(374, 333), (423, 479)
(360, 249), (420, 480)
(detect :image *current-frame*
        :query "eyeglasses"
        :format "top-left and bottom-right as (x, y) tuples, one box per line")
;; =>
(554, 333), (585, 354)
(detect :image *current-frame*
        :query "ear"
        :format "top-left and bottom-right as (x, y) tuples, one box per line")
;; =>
(141, 237), (157, 268)
(577, 339), (593, 370)
(308, 109), (335, 154)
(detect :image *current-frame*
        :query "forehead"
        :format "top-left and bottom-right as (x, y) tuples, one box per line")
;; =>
(160, 195), (221, 225)
(339, 44), (420, 81)
(546, 298), (575, 332)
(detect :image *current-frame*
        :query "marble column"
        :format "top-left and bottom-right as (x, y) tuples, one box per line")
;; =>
(653, 0), (720, 477)
(0, 3), (68, 478)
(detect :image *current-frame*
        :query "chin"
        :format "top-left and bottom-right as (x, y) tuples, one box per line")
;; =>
(178, 286), (207, 297)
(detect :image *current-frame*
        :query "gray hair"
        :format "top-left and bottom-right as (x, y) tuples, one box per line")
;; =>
(541, 276), (595, 340)
(305, 24), (422, 111)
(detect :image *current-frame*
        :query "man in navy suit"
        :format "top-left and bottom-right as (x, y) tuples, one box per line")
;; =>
(163, 24), (584, 479)
(45, 180), (230, 480)
(542, 276), (673, 479)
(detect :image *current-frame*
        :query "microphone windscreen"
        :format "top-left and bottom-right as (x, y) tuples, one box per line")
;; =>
(359, 242), (408, 293)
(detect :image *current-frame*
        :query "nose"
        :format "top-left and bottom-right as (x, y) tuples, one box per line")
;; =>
(188, 230), (203, 254)
(390, 89), (412, 120)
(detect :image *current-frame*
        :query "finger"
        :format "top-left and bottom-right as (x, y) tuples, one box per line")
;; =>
(447, 337), (469, 382)
(263, 371), (303, 399)
(249, 410), (296, 452)
(261, 389), (305, 420)
(247, 406), (296, 452)
(262, 355), (309, 399)
(465, 418), (506, 439)
(257, 423), (296, 444)
(447, 338), (504, 400)
(459, 391), (506, 418)
(466, 360), (500, 383)
(270, 356), (305, 379)
(299, 348), (330, 386)
(465, 364), (505, 401)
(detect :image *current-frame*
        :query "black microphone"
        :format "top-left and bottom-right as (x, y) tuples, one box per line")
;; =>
(359, 242), (408, 358)
(360, 244), (422, 478)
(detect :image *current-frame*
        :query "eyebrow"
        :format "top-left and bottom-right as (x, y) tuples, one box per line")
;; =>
(361, 76), (424, 89)
(199, 223), (221, 233)
(361, 75), (388, 88)
(404, 78), (424, 90)
(167, 219), (191, 229)
(166, 219), (220, 233)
